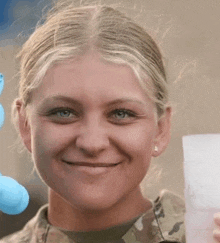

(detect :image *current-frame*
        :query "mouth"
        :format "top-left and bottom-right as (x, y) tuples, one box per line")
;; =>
(63, 161), (121, 167)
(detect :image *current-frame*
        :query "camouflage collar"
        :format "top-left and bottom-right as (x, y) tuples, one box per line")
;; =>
(0, 190), (185, 243)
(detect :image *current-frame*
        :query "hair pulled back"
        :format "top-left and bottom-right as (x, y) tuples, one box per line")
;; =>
(11, 1), (169, 136)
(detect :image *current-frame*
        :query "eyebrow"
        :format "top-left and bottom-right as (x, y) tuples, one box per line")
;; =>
(40, 95), (82, 107)
(39, 95), (147, 107)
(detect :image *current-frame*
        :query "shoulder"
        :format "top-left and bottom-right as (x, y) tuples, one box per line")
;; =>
(0, 204), (49, 243)
(122, 190), (185, 243)
(154, 189), (186, 242)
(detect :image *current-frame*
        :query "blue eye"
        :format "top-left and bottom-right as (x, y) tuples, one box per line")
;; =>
(114, 110), (130, 119)
(57, 110), (72, 117)
(48, 108), (76, 119)
(110, 109), (137, 122)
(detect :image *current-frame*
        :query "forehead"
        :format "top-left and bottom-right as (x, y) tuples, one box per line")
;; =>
(30, 52), (152, 106)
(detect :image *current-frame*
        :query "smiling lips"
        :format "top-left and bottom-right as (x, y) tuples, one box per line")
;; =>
(63, 161), (121, 167)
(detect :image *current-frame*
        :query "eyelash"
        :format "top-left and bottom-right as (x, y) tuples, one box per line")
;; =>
(47, 107), (77, 118)
(46, 107), (138, 123)
(108, 109), (137, 119)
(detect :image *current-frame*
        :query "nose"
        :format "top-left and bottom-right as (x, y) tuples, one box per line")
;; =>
(75, 120), (110, 157)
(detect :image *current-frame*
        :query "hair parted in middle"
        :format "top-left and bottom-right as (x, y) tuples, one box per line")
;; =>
(12, 1), (169, 135)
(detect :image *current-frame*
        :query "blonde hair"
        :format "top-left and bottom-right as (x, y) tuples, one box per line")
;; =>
(11, 1), (169, 152)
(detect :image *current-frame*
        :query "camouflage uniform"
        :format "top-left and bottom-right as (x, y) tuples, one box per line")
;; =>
(0, 190), (185, 243)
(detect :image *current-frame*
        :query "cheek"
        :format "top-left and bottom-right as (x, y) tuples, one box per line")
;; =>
(30, 124), (70, 184)
(116, 124), (156, 155)
(30, 124), (70, 182)
(32, 122), (70, 157)
(114, 124), (156, 178)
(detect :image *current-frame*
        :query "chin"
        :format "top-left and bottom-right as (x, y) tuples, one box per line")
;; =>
(69, 194), (120, 212)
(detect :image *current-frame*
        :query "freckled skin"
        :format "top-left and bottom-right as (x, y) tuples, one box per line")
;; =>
(17, 51), (171, 231)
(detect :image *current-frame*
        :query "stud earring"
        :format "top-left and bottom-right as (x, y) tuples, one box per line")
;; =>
(154, 146), (158, 152)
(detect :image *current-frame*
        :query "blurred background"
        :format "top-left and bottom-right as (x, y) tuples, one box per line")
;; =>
(0, 0), (220, 238)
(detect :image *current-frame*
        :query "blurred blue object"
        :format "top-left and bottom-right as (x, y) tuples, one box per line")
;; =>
(0, 172), (30, 215)
(0, 73), (4, 96)
(0, 104), (4, 129)
(0, 0), (11, 26)
(0, 73), (4, 129)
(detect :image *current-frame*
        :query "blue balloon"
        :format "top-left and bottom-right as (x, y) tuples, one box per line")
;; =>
(0, 73), (29, 215)
(0, 174), (30, 215)
(0, 104), (5, 129)
(0, 73), (4, 96)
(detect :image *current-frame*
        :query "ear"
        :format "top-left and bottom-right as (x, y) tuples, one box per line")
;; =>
(16, 99), (32, 153)
(152, 107), (172, 157)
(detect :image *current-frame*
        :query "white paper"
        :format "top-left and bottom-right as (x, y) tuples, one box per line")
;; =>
(182, 134), (220, 243)
(183, 134), (220, 209)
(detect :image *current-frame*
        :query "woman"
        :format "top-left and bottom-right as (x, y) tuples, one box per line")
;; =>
(1, 1), (220, 243)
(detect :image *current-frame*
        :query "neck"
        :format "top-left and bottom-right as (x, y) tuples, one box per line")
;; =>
(47, 188), (152, 231)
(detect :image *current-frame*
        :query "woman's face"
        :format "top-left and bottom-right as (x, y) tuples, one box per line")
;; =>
(18, 51), (171, 211)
